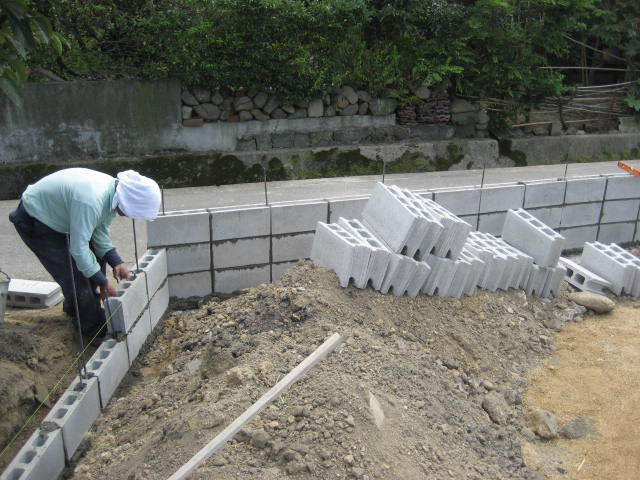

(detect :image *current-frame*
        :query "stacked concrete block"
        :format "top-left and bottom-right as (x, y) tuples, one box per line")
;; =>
(166, 243), (210, 275)
(106, 271), (149, 334)
(580, 242), (640, 297)
(558, 225), (598, 250)
(564, 175), (606, 204)
(139, 249), (167, 300)
(147, 209), (210, 247)
(476, 183), (525, 236)
(502, 209), (565, 267)
(380, 254), (420, 297)
(42, 376), (100, 461)
(0, 428), (65, 480)
(558, 257), (612, 295)
(125, 310), (152, 365)
(432, 187), (481, 217)
(213, 265), (270, 294)
(270, 199), (328, 235)
(422, 255), (456, 297)
(523, 179), (566, 209)
(597, 222), (636, 244)
(85, 338), (129, 408)
(168, 271), (213, 298)
(272, 233), (315, 263)
(149, 280), (169, 329)
(210, 205), (270, 241)
(418, 197), (472, 259)
(328, 195), (369, 222)
(603, 173), (640, 200)
(6, 279), (63, 308)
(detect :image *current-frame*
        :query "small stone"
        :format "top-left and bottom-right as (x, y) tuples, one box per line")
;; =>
(414, 84), (431, 100)
(324, 105), (336, 116)
(525, 408), (559, 439)
(251, 109), (270, 122)
(182, 106), (193, 120)
(358, 102), (369, 115)
(234, 96), (253, 111)
(345, 414), (356, 427)
(281, 104), (295, 114)
(550, 122), (563, 136)
(194, 103), (220, 121)
(211, 91), (224, 105)
(270, 108), (287, 119)
(334, 94), (350, 109)
(340, 86), (359, 104)
(192, 86), (211, 103)
(357, 90), (372, 103)
(560, 417), (597, 439)
(226, 366), (253, 385)
(239, 110), (253, 121)
(568, 292), (615, 314)
(181, 90), (199, 106)
(263, 97), (280, 114)
(344, 454), (355, 466)
(250, 428), (270, 449)
(253, 92), (268, 109)
(482, 392), (510, 425)
(340, 104), (359, 116)
(308, 99), (324, 117)
(368, 392), (385, 429)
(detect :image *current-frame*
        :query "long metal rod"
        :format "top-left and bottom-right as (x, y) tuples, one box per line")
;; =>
(161, 186), (166, 215)
(66, 235), (87, 379)
(132, 219), (140, 275)
(263, 166), (269, 206)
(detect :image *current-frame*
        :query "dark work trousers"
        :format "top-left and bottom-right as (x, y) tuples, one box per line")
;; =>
(9, 202), (107, 337)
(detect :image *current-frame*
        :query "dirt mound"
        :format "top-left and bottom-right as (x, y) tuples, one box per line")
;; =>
(71, 261), (587, 480)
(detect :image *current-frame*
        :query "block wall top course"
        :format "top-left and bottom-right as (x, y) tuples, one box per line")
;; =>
(270, 200), (328, 235)
(433, 188), (481, 216)
(0, 428), (65, 480)
(603, 174), (640, 200)
(106, 271), (149, 334)
(522, 179), (566, 208)
(139, 248), (167, 299)
(210, 205), (270, 241)
(564, 176), (607, 204)
(147, 209), (210, 247)
(560, 203), (601, 228)
(479, 184), (525, 214)
(85, 338), (129, 408)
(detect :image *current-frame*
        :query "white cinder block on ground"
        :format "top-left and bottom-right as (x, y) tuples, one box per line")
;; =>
(524, 265), (549, 297)
(459, 249), (484, 296)
(212, 237), (269, 269)
(85, 338), (128, 408)
(381, 254), (419, 297)
(529, 207), (562, 229)
(6, 279), (63, 308)
(210, 205), (270, 241)
(479, 184), (524, 213)
(328, 196), (369, 222)
(478, 212), (507, 236)
(406, 261), (431, 299)
(0, 428), (65, 480)
(541, 265), (566, 298)
(422, 255), (457, 297)
(564, 176), (606, 204)
(273, 233), (315, 263)
(419, 196), (471, 259)
(557, 226), (598, 250)
(597, 222), (636, 245)
(604, 174), (640, 200)
(580, 242), (635, 295)
(272, 261), (299, 282)
(214, 265), (271, 294)
(270, 200), (328, 234)
(601, 199), (640, 223)
(560, 203), (601, 228)
(523, 179), (566, 208)
(502, 209), (565, 267)
(460, 215), (478, 230)
(558, 257), (612, 294)
(147, 210), (210, 247)
(166, 243), (210, 275)
(43, 376), (100, 461)
(139, 248), (167, 299)
(168, 270), (212, 298)
(125, 309), (152, 365)
(149, 280), (169, 329)
(106, 272), (149, 333)
(433, 188), (481, 216)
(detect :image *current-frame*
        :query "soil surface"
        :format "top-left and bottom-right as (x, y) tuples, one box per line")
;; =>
(68, 261), (600, 480)
(0, 305), (82, 471)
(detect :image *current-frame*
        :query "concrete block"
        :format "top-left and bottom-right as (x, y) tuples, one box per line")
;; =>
(422, 255), (456, 297)
(580, 242), (634, 295)
(273, 233), (315, 263)
(541, 265), (566, 298)
(604, 174), (640, 200)
(0, 428), (65, 480)
(524, 264), (549, 297)
(168, 271), (212, 298)
(502, 209), (565, 267)
(478, 212), (506, 235)
(529, 207), (562, 229)
(85, 338), (128, 407)
(125, 309), (152, 365)
(213, 265), (270, 294)
(597, 222), (635, 245)
(636, 222), (640, 242)
(558, 257), (611, 294)
(607, 244), (640, 298)
(147, 209), (210, 247)
(558, 226), (598, 251)
(417, 196), (471, 259)
(166, 243), (210, 275)
(210, 205), (270, 241)
(433, 188), (481, 216)
(460, 215), (478, 230)
(381, 254), (419, 297)
(560, 203), (601, 228)
(213, 237), (269, 269)
(272, 261), (299, 282)
(328, 196), (369, 222)
(7, 279), (62, 308)
(106, 272), (149, 334)
(564, 176), (606, 204)
(270, 200), (328, 234)
(413, 190), (434, 201)
(149, 280), (169, 329)
(479, 184), (524, 213)
(43, 376), (100, 461)
(139, 248), (167, 299)
(406, 261), (431, 299)
(601, 199), (640, 223)
(523, 179), (565, 208)
(459, 249), (485, 296)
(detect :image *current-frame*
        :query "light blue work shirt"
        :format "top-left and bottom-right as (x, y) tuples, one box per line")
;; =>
(21, 168), (117, 280)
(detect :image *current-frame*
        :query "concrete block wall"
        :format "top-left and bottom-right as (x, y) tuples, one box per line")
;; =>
(2, 249), (169, 480)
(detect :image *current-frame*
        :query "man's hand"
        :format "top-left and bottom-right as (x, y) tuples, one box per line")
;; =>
(99, 282), (118, 300)
(113, 264), (132, 282)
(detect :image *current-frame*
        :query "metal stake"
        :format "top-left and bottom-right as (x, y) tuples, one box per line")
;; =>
(66, 235), (87, 379)
(477, 165), (487, 218)
(132, 219), (140, 276)
(263, 166), (269, 206)
(161, 186), (166, 215)
(563, 152), (570, 180)
(382, 160), (386, 184)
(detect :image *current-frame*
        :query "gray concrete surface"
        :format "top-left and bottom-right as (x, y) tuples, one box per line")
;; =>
(1, 159), (638, 281)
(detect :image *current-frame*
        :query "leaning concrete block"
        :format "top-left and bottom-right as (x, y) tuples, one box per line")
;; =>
(272, 233), (315, 263)
(524, 264), (549, 297)
(85, 338), (128, 408)
(479, 184), (524, 213)
(478, 212), (506, 236)
(433, 188), (481, 216)
(166, 243), (210, 275)
(328, 196), (369, 222)
(557, 225), (598, 251)
(607, 244), (640, 298)
(272, 261), (299, 282)
(604, 174), (640, 200)
(213, 265), (270, 294)
(406, 261), (431, 299)
(43, 376), (100, 461)
(601, 199), (640, 223)
(558, 257), (611, 295)
(213, 237), (269, 269)
(502, 209), (565, 267)
(560, 203), (601, 228)
(381, 254), (419, 297)
(580, 242), (634, 295)
(139, 248), (167, 299)
(168, 270), (212, 298)
(523, 179), (566, 208)
(210, 205), (270, 241)
(529, 207), (562, 229)
(460, 214), (478, 230)
(125, 309), (152, 365)
(106, 271), (149, 334)
(419, 196), (471, 259)
(459, 249), (484, 296)
(149, 280), (169, 329)
(270, 200), (328, 234)
(0, 428), (65, 480)
(147, 209), (210, 247)
(541, 265), (566, 298)
(597, 222), (635, 245)
(564, 176), (606, 204)
(6, 279), (63, 309)
(422, 255), (457, 297)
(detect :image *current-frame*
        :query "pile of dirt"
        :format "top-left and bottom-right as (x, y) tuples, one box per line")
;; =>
(69, 261), (597, 480)
(0, 305), (81, 471)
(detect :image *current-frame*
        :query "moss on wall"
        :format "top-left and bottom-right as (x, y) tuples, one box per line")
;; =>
(499, 138), (528, 167)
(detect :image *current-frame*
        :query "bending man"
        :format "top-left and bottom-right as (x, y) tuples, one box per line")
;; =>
(9, 168), (161, 341)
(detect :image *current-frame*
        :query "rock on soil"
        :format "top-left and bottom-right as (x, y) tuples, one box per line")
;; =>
(70, 261), (579, 480)
(525, 408), (559, 439)
(568, 292), (615, 313)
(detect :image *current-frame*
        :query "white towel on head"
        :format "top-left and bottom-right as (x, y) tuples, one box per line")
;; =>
(113, 170), (161, 220)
